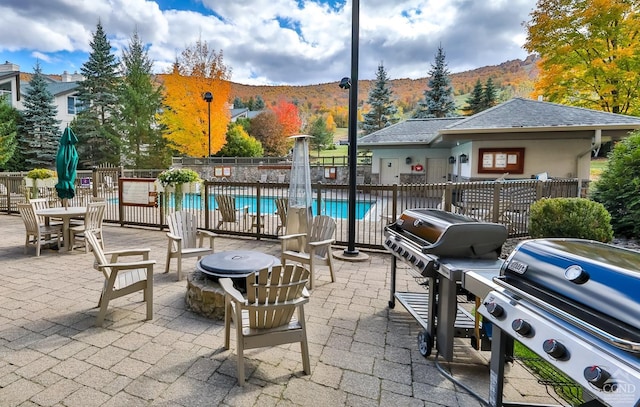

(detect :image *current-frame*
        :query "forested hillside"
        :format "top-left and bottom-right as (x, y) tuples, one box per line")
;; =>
(229, 55), (539, 113)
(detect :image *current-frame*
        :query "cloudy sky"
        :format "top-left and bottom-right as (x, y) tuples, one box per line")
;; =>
(0, 0), (537, 86)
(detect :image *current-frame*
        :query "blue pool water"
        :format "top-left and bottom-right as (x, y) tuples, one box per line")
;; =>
(163, 194), (373, 220)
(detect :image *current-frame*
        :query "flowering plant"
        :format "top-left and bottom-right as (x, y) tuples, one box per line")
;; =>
(156, 168), (201, 187)
(27, 168), (56, 179)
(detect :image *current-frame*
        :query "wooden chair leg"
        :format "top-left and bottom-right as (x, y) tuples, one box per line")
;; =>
(164, 241), (172, 274)
(327, 255), (336, 283)
(224, 297), (231, 350)
(236, 325), (245, 385)
(145, 270), (153, 321)
(299, 307), (310, 375)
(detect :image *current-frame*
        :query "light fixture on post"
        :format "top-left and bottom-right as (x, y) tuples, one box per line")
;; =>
(448, 156), (456, 164)
(203, 91), (213, 161)
(333, 0), (368, 262)
(459, 154), (468, 163)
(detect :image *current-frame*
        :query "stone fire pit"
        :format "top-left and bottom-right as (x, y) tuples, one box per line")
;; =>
(185, 271), (225, 320)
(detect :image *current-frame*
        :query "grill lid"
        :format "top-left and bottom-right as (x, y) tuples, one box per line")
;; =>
(502, 238), (640, 334)
(391, 209), (508, 258)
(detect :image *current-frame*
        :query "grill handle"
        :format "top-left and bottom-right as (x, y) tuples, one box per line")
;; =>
(493, 276), (640, 353)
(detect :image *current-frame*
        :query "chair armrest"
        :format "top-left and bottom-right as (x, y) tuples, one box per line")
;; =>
(166, 233), (182, 242)
(240, 206), (249, 214)
(219, 278), (246, 304)
(104, 248), (152, 261)
(196, 229), (218, 238)
(278, 233), (306, 242)
(308, 238), (335, 248)
(97, 259), (156, 270)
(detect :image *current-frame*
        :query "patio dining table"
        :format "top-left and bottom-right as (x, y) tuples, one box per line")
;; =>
(36, 206), (87, 251)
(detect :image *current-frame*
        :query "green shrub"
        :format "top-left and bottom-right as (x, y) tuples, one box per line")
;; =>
(27, 168), (55, 179)
(591, 131), (640, 238)
(529, 197), (613, 242)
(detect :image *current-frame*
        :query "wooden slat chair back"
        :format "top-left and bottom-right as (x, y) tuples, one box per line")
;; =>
(220, 264), (311, 385)
(70, 201), (107, 252)
(274, 197), (288, 235)
(215, 195), (248, 230)
(164, 211), (217, 280)
(280, 215), (337, 289)
(17, 203), (62, 256)
(85, 231), (154, 327)
(29, 198), (51, 224)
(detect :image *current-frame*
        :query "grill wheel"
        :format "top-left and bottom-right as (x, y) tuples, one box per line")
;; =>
(417, 330), (433, 357)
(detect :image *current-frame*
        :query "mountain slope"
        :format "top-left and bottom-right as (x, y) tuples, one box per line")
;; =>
(230, 55), (539, 111)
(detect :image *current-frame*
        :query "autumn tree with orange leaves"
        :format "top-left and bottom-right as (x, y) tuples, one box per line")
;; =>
(249, 111), (289, 156)
(525, 0), (640, 115)
(272, 99), (302, 137)
(161, 39), (231, 157)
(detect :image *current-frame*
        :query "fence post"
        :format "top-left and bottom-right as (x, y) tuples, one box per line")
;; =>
(204, 181), (210, 229)
(492, 182), (502, 223)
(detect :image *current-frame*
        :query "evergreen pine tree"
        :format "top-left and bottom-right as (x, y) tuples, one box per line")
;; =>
(233, 97), (245, 108)
(74, 21), (121, 168)
(483, 77), (498, 110)
(254, 95), (265, 110)
(308, 116), (334, 155)
(361, 63), (399, 135)
(19, 62), (61, 169)
(464, 79), (484, 115)
(117, 30), (169, 169)
(0, 96), (19, 169)
(413, 46), (457, 118)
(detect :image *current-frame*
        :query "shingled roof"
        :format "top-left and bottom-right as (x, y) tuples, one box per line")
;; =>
(358, 117), (462, 146)
(441, 97), (640, 132)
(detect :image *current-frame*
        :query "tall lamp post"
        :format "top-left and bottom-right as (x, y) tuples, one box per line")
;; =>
(203, 91), (213, 161)
(334, 0), (368, 262)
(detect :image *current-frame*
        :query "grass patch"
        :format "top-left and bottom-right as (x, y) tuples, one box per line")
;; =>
(590, 158), (607, 181)
(514, 341), (583, 405)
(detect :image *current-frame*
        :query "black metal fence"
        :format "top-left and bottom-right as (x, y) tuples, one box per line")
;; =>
(1, 170), (585, 250)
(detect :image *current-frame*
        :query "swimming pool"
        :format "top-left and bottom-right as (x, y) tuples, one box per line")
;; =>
(166, 194), (374, 220)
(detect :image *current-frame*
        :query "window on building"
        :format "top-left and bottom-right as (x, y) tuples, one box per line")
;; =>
(67, 96), (85, 114)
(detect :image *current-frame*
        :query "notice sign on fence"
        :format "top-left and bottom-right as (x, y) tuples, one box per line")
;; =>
(119, 178), (158, 207)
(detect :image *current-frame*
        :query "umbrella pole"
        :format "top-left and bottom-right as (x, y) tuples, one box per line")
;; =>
(63, 198), (68, 209)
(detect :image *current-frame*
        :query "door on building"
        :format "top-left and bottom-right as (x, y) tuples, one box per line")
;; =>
(426, 158), (448, 184)
(380, 158), (399, 185)
(425, 157), (449, 197)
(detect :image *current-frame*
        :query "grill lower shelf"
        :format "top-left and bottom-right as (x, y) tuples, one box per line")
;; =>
(394, 291), (488, 355)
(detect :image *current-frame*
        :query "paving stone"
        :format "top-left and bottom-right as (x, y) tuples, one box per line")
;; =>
(29, 378), (81, 406)
(0, 378), (44, 407)
(63, 386), (111, 407)
(340, 370), (380, 399)
(0, 217), (567, 407)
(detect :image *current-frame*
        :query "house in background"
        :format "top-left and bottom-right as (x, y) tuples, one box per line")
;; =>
(358, 97), (640, 184)
(0, 62), (83, 130)
(230, 107), (263, 122)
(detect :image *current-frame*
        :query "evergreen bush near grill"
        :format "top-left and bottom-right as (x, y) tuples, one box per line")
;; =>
(591, 130), (640, 238)
(529, 197), (613, 242)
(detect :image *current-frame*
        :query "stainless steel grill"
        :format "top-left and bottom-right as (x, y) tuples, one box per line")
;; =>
(480, 239), (640, 407)
(385, 209), (507, 360)
(385, 209), (640, 407)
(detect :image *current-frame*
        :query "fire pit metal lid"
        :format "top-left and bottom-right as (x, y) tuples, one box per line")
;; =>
(196, 250), (280, 278)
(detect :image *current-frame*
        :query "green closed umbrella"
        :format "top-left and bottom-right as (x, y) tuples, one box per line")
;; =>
(55, 127), (79, 207)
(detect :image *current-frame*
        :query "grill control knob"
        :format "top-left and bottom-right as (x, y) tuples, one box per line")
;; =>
(512, 319), (533, 337)
(485, 302), (505, 318)
(583, 366), (611, 389)
(543, 339), (568, 360)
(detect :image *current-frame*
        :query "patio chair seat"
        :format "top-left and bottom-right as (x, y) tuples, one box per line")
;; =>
(17, 203), (62, 256)
(85, 231), (154, 327)
(165, 211), (217, 280)
(280, 215), (336, 289)
(221, 264), (311, 385)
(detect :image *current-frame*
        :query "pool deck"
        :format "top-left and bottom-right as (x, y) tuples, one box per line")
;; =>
(0, 214), (565, 406)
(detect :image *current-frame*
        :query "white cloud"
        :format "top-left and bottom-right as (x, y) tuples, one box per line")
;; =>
(0, 0), (537, 85)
